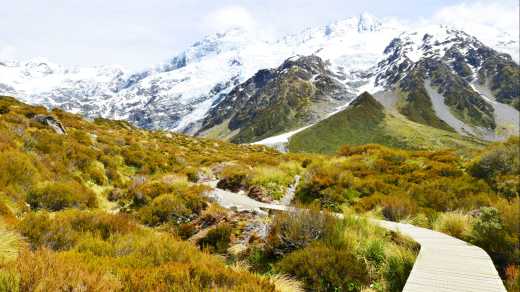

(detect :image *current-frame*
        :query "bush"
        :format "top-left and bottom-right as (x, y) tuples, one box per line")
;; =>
(27, 181), (97, 211)
(215, 164), (250, 191)
(380, 195), (417, 221)
(1, 248), (122, 291)
(17, 210), (137, 250)
(249, 166), (293, 200)
(197, 223), (232, 254)
(468, 137), (519, 180)
(362, 239), (386, 269)
(217, 174), (248, 193)
(471, 207), (515, 272)
(433, 212), (473, 239)
(86, 161), (108, 185)
(275, 242), (368, 291)
(296, 165), (355, 210)
(0, 150), (40, 193)
(383, 247), (416, 292)
(138, 194), (192, 226)
(17, 212), (76, 250)
(467, 137), (520, 199)
(266, 208), (343, 257)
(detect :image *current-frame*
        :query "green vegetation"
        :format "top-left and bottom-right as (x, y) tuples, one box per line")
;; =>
(198, 223), (233, 253)
(0, 96), (518, 290)
(423, 59), (497, 129)
(230, 70), (315, 143)
(288, 92), (486, 154)
(249, 208), (418, 291)
(215, 161), (302, 201)
(478, 54), (520, 110)
(200, 55), (347, 144)
(290, 140), (519, 289)
(0, 96), (296, 290)
(398, 70), (455, 131)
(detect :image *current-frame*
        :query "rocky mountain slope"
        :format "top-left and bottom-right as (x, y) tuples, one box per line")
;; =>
(373, 26), (519, 141)
(1, 14), (518, 145)
(287, 92), (486, 153)
(198, 55), (354, 143)
(0, 14), (423, 132)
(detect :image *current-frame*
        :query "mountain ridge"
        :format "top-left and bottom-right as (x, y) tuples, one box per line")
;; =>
(1, 14), (518, 145)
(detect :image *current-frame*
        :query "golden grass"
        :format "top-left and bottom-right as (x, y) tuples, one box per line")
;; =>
(0, 224), (21, 263)
(433, 211), (474, 239)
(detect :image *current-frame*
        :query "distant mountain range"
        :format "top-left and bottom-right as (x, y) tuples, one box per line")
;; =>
(1, 13), (518, 152)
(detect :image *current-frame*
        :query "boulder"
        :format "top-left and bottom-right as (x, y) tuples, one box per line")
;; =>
(32, 115), (66, 134)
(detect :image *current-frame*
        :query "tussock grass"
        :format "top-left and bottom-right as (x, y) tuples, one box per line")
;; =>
(0, 224), (21, 263)
(433, 212), (473, 239)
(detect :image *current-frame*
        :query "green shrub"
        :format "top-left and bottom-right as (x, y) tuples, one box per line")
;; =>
(86, 161), (108, 185)
(249, 166), (293, 200)
(467, 137), (520, 199)
(362, 239), (386, 269)
(0, 150), (40, 193)
(266, 208), (343, 257)
(275, 242), (368, 291)
(138, 194), (192, 226)
(380, 195), (417, 221)
(197, 223), (232, 254)
(433, 212), (473, 239)
(17, 212), (76, 250)
(471, 207), (515, 271)
(17, 210), (137, 250)
(27, 181), (97, 211)
(383, 248), (416, 292)
(122, 144), (146, 168)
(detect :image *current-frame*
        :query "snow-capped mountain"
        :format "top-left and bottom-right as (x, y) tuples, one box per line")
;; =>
(371, 25), (519, 141)
(0, 58), (128, 115)
(0, 13), (517, 141)
(0, 13), (403, 132)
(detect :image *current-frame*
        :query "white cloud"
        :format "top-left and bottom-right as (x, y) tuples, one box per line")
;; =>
(433, 1), (518, 33)
(431, 1), (519, 61)
(203, 6), (257, 32)
(0, 45), (17, 61)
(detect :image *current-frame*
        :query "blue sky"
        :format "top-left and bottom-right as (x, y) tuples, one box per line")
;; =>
(0, 0), (517, 69)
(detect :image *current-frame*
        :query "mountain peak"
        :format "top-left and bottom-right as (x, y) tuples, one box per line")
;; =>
(357, 12), (382, 32)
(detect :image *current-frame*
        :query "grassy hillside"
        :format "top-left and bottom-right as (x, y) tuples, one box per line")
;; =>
(0, 96), (418, 291)
(0, 96), (517, 291)
(397, 70), (455, 131)
(288, 92), (486, 154)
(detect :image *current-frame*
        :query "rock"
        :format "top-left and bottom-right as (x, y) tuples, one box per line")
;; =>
(247, 185), (271, 203)
(32, 114), (66, 134)
(216, 175), (247, 193)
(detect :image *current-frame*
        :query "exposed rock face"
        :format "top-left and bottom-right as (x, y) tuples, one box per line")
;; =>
(374, 27), (519, 139)
(198, 55), (354, 143)
(32, 115), (66, 134)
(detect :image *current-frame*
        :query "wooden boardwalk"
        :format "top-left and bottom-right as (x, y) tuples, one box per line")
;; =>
(376, 220), (506, 292)
(205, 182), (507, 292)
